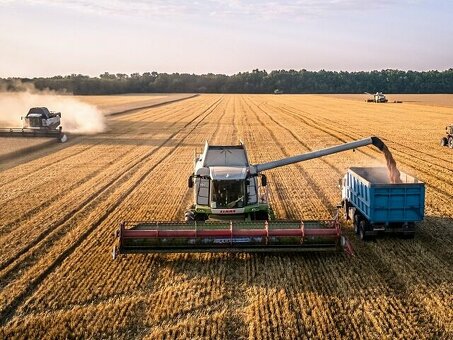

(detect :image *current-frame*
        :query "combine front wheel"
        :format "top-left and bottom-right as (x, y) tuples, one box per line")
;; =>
(440, 137), (447, 147)
(448, 137), (453, 149)
(60, 134), (68, 143)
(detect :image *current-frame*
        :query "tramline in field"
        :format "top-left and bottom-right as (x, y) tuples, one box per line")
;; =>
(113, 136), (401, 258)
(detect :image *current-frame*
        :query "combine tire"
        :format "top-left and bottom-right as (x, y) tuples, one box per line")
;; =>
(184, 210), (195, 222)
(60, 134), (68, 143)
(449, 137), (453, 149)
(440, 137), (448, 147)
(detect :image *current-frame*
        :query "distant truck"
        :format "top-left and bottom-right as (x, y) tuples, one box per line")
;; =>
(341, 167), (425, 240)
(440, 124), (453, 148)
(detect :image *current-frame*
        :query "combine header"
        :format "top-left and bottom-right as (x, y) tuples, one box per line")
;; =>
(0, 107), (67, 142)
(113, 136), (388, 258)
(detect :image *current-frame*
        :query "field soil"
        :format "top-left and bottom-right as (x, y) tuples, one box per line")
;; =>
(0, 94), (452, 339)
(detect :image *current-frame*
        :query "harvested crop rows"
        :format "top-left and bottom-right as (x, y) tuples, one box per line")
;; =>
(0, 94), (452, 339)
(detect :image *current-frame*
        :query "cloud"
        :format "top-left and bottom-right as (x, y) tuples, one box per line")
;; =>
(0, 0), (419, 20)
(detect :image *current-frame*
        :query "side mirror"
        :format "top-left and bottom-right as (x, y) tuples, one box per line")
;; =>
(188, 176), (193, 188)
(261, 174), (267, 187)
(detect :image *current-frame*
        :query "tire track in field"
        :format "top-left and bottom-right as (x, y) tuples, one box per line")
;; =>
(0, 100), (213, 269)
(261, 99), (453, 252)
(0, 97), (223, 283)
(260, 99), (453, 261)
(0, 93), (201, 183)
(137, 101), (235, 338)
(0, 100), (204, 233)
(264, 100), (453, 203)
(288, 99), (453, 177)
(269, 102), (453, 231)
(254, 97), (450, 337)
(195, 98), (248, 340)
(0, 95), (225, 325)
(172, 96), (235, 220)
(280, 97), (453, 167)
(15, 99), (231, 322)
(0, 97), (200, 194)
(243, 95), (338, 214)
(0, 95), (200, 172)
(260, 101), (451, 250)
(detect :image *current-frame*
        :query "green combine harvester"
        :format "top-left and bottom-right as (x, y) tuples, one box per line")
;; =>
(113, 137), (389, 258)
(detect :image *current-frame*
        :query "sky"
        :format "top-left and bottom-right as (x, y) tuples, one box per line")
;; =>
(0, 0), (452, 77)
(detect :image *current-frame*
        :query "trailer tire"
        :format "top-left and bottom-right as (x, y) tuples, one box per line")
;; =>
(353, 214), (360, 234)
(440, 137), (447, 147)
(359, 220), (370, 241)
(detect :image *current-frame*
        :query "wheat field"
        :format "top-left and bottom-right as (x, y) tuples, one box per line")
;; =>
(0, 94), (452, 339)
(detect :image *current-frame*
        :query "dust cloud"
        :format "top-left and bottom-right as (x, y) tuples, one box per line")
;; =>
(0, 89), (105, 134)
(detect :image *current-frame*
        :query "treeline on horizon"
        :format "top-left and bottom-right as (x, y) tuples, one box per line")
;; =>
(2, 69), (453, 95)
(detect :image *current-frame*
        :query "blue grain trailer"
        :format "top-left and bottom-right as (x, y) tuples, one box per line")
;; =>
(341, 167), (425, 240)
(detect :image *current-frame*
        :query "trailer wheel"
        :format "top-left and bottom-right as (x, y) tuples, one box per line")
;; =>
(353, 214), (360, 234)
(359, 220), (369, 241)
(440, 137), (447, 147)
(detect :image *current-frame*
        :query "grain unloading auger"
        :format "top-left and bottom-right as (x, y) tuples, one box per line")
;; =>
(0, 107), (68, 142)
(113, 136), (387, 258)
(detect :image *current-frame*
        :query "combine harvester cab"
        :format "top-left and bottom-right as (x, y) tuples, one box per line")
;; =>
(0, 107), (68, 142)
(113, 137), (393, 258)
